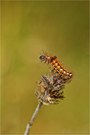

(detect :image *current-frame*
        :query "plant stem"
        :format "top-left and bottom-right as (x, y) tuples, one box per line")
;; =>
(24, 102), (43, 135)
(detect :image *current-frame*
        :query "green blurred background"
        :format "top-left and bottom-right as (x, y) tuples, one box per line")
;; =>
(1, 1), (89, 134)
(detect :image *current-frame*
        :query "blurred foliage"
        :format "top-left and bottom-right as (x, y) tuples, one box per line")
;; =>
(1, 1), (89, 134)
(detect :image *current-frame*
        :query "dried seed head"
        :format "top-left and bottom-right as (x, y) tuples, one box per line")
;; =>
(35, 73), (69, 105)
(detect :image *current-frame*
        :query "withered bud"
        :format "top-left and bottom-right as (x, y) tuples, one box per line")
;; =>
(35, 73), (71, 105)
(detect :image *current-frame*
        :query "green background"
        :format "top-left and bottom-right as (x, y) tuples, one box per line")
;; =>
(1, 1), (89, 134)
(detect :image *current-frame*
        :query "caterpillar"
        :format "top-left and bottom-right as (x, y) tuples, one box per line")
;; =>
(39, 52), (73, 80)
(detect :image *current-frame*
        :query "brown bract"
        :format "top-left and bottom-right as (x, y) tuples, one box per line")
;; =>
(35, 73), (70, 105)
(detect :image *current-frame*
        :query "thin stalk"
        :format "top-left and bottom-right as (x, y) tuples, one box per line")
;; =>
(24, 102), (43, 135)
